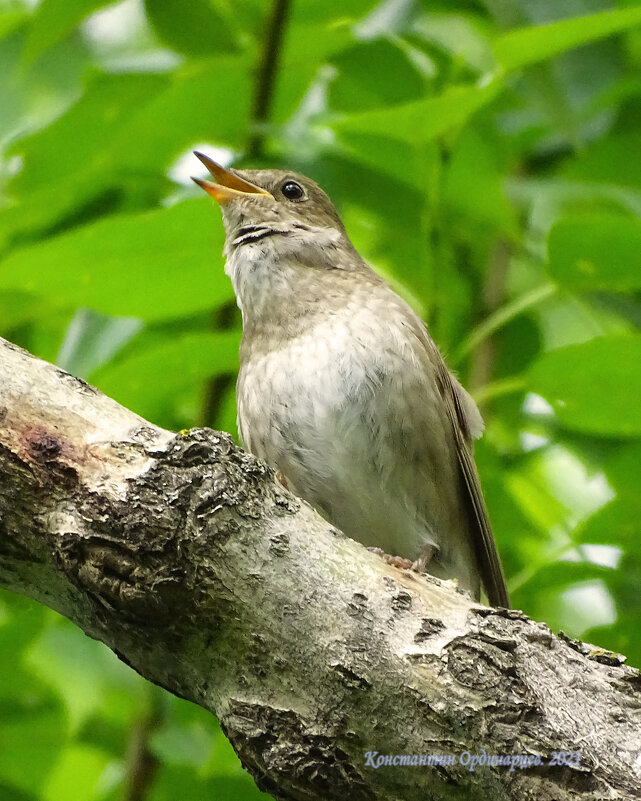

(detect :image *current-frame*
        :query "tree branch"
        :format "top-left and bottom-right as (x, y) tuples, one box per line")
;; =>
(0, 336), (639, 801)
(247, 0), (291, 159)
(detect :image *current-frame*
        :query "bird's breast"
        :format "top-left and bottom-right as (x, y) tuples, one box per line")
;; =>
(238, 305), (415, 438)
(236, 303), (476, 587)
(238, 316), (376, 445)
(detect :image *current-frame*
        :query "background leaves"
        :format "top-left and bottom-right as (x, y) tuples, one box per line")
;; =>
(2, 0), (641, 798)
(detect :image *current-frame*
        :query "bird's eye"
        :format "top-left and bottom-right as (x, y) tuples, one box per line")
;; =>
(281, 180), (305, 201)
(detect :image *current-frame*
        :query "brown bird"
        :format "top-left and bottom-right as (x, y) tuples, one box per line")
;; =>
(193, 151), (509, 607)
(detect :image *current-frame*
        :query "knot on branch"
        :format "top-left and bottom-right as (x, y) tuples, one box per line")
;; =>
(223, 699), (375, 801)
(50, 428), (301, 642)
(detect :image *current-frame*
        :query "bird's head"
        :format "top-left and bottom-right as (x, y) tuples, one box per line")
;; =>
(192, 151), (371, 328)
(192, 151), (350, 255)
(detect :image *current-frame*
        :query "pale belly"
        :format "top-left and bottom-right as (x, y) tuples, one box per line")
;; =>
(237, 320), (479, 594)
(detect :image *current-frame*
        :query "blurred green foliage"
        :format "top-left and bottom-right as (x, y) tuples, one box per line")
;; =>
(1, 0), (641, 798)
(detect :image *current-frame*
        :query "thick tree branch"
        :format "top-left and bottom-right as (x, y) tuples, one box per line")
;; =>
(0, 336), (639, 801)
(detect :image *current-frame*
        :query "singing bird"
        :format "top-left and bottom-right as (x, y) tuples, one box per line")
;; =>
(193, 152), (508, 607)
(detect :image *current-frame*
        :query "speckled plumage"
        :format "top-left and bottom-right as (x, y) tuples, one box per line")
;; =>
(197, 161), (508, 606)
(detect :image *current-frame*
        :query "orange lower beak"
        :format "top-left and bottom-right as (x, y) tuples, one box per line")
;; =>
(192, 151), (273, 205)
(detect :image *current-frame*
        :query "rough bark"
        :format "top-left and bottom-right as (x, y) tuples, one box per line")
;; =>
(0, 335), (639, 801)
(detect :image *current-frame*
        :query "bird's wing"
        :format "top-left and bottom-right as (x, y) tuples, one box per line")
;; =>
(426, 337), (509, 608)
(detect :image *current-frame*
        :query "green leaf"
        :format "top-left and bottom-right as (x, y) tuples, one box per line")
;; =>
(506, 176), (641, 240)
(0, 781), (38, 801)
(0, 670), (65, 797)
(411, 11), (494, 73)
(0, 290), (45, 334)
(150, 721), (214, 769)
(329, 39), (426, 112)
(8, 72), (169, 196)
(0, 591), (47, 667)
(105, 58), (252, 172)
(282, 16), (354, 64)
(56, 308), (143, 378)
(528, 336), (641, 436)
(27, 625), (121, 733)
(575, 498), (641, 547)
(516, 560), (614, 594)
(548, 214), (641, 292)
(2, 60), (251, 244)
(494, 5), (641, 73)
(443, 127), (517, 234)
(333, 79), (500, 143)
(602, 443), (641, 498)
(562, 132), (641, 189)
(353, 0), (417, 40)
(92, 330), (240, 423)
(148, 767), (266, 801)
(0, 9), (27, 41)
(42, 744), (112, 801)
(0, 199), (232, 322)
(0, 25), (88, 174)
(23, 0), (114, 63)
(144, 0), (238, 56)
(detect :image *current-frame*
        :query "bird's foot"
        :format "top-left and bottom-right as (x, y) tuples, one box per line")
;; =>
(367, 547), (413, 571)
(275, 471), (289, 490)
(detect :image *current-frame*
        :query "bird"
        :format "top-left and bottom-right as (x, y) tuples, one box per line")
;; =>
(192, 151), (509, 607)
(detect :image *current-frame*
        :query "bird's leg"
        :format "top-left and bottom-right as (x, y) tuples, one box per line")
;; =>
(413, 545), (461, 593)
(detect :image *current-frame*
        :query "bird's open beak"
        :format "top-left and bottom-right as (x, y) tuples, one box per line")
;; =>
(192, 151), (274, 205)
